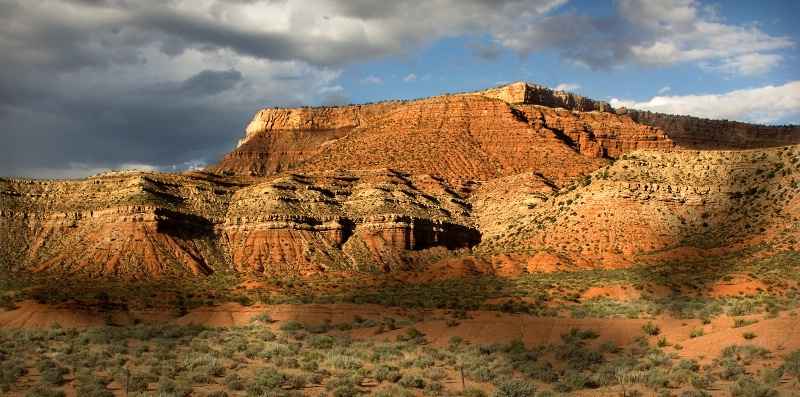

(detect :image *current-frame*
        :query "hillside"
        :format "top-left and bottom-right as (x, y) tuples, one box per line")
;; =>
(474, 147), (800, 270)
(1, 82), (799, 280)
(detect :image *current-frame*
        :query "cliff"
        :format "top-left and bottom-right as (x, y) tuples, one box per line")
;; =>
(207, 102), (401, 176)
(1, 82), (798, 280)
(618, 108), (800, 149)
(477, 81), (613, 113)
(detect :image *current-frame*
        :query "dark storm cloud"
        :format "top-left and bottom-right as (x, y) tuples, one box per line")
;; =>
(177, 69), (244, 96)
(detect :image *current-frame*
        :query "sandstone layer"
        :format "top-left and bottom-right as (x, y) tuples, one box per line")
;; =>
(2, 82), (799, 279)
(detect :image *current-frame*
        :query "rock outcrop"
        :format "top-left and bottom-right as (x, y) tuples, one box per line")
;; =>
(475, 146), (800, 269)
(477, 81), (613, 112)
(617, 108), (800, 149)
(1, 82), (798, 279)
(207, 102), (401, 176)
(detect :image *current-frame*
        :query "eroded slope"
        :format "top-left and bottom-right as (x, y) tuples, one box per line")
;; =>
(474, 145), (800, 269)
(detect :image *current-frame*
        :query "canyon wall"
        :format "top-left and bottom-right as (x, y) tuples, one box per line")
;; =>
(618, 108), (800, 149)
(2, 82), (798, 279)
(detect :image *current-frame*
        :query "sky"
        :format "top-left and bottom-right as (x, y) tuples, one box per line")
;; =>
(1, 0), (798, 179)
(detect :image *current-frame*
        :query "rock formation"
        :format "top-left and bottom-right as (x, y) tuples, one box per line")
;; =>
(617, 108), (800, 149)
(478, 81), (612, 112)
(1, 82), (798, 279)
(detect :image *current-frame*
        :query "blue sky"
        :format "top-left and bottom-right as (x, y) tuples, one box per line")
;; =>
(1, 0), (798, 179)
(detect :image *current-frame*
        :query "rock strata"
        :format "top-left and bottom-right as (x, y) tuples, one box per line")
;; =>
(617, 108), (800, 149)
(1, 82), (798, 279)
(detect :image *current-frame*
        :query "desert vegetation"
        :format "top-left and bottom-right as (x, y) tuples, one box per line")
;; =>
(0, 317), (797, 396)
(0, 249), (798, 396)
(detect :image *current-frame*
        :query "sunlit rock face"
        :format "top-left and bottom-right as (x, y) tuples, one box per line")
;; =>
(2, 82), (798, 278)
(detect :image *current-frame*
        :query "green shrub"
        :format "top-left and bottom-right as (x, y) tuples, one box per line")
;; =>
(730, 376), (778, 397)
(249, 312), (274, 323)
(598, 340), (620, 353)
(39, 365), (68, 386)
(424, 380), (444, 396)
(75, 370), (113, 397)
(490, 377), (537, 397)
(224, 373), (245, 391)
(248, 366), (285, 395)
(275, 356), (299, 368)
(406, 327), (426, 344)
(373, 364), (402, 383)
(279, 320), (302, 331)
(1, 357), (28, 391)
(521, 361), (558, 383)
(25, 385), (66, 397)
(306, 334), (334, 349)
(285, 373), (307, 390)
(464, 387), (488, 397)
(732, 318), (758, 328)
(373, 383), (414, 397)
(689, 327), (704, 338)
(126, 372), (149, 392)
(398, 373), (425, 388)
(332, 385), (362, 397)
(690, 373), (712, 390)
(719, 360), (746, 380)
(721, 344), (770, 361)
(783, 349), (800, 382)
(327, 354), (363, 370)
(642, 321), (661, 336)
(426, 367), (447, 381)
(677, 358), (700, 372)
(324, 373), (363, 397)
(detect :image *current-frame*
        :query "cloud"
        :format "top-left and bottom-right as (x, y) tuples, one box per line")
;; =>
(466, 40), (501, 61)
(0, 0), (569, 71)
(658, 86), (671, 94)
(1, 1), (791, 75)
(610, 81), (800, 124)
(319, 85), (343, 93)
(0, 46), (341, 178)
(177, 69), (243, 96)
(403, 73), (430, 83)
(501, 0), (792, 73)
(554, 83), (581, 92)
(359, 76), (382, 85)
(699, 53), (784, 76)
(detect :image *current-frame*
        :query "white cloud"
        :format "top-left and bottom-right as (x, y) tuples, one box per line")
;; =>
(359, 76), (382, 85)
(501, 0), (792, 74)
(622, 1), (792, 72)
(554, 83), (581, 91)
(319, 85), (343, 93)
(403, 73), (430, 82)
(658, 86), (671, 94)
(699, 53), (784, 76)
(610, 81), (800, 124)
(12, 163), (164, 180)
